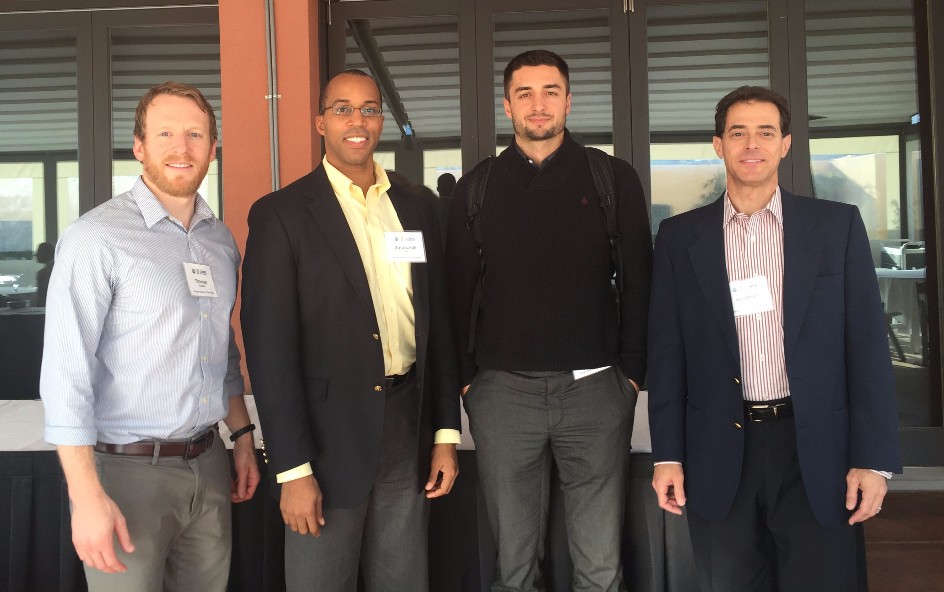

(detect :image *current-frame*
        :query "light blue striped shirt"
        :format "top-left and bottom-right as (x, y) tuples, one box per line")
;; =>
(41, 178), (244, 445)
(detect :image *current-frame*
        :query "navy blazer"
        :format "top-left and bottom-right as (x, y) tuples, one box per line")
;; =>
(240, 164), (460, 508)
(648, 190), (901, 527)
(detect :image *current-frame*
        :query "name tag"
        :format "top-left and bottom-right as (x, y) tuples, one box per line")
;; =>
(573, 366), (611, 380)
(385, 231), (426, 262)
(729, 275), (774, 317)
(183, 262), (219, 297)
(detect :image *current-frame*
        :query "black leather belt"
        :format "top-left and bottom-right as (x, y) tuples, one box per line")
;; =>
(94, 429), (215, 460)
(385, 365), (414, 389)
(744, 400), (794, 422)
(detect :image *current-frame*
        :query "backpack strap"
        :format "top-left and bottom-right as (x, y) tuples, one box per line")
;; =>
(586, 147), (623, 306)
(464, 156), (493, 353)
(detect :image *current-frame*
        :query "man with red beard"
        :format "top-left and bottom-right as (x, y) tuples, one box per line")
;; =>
(40, 82), (259, 591)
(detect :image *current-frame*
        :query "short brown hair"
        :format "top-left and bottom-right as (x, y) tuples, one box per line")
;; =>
(133, 81), (218, 142)
(714, 86), (791, 137)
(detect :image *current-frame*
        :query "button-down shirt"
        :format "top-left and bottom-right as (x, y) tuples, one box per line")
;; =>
(325, 158), (416, 376)
(723, 188), (791, 402)
(41, 178), (244, 446)
(275, 159), (460, 484)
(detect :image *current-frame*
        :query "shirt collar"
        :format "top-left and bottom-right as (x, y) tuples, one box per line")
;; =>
(513, 137), (563, 170)
(722, 186), (783, 229)
(322, 156), (391, 199)
(130, 177), (216, 230)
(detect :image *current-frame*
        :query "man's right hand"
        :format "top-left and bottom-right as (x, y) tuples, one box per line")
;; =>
(71, 490), (134, 573)
(652, 463), (687, 515)
(281, 474), (325, 536)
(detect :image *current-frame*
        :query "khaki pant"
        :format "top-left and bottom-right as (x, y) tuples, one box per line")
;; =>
(83, 433), (232, 592)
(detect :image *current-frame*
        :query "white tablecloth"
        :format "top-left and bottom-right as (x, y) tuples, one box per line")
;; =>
(1, 396), (264, 452)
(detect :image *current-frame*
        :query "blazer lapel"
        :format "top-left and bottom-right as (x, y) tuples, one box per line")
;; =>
(688, 196), (740, 363)
(388, 188), (429, 337)
(781, 191), (823, 359)
(306, 167), (374, 312)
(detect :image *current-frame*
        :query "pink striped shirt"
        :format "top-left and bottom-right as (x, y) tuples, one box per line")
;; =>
(723, 188), (792, 402)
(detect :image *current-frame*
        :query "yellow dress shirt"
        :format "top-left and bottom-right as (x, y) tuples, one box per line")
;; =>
(277, 158), (459, 484)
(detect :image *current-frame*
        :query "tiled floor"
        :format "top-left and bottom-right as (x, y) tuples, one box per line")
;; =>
(865, 490), (944, 591)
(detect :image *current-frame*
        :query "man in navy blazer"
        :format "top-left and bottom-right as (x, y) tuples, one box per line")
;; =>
(648, 86), (901, 591)
(241, 70), (460, 591)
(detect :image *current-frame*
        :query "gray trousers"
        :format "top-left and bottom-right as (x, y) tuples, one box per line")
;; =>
(465, 368), (635, 592)
(85, 432), (232, 592)
(284, 375), (429, 592)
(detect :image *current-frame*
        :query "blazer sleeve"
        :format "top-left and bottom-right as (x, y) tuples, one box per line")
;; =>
(647, 222), (687, 463)
(423, 197), (462, 432)
(240, 196), (317, 475)
(843, 207), (902, 473)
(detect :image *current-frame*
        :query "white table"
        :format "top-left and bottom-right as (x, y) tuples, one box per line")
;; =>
(875, 268), (926, 359)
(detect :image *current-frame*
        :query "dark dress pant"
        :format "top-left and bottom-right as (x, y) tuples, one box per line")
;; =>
(284, 376), (429, 592)
(686, 413), (862, 592)
(465, 367), (635, 592)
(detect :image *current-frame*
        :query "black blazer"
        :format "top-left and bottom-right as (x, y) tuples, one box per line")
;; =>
(648, 191), (902, 527)
(240, 164), (460, 508)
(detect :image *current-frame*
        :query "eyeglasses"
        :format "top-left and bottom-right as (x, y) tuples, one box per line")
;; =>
(323, 103), (383, 117)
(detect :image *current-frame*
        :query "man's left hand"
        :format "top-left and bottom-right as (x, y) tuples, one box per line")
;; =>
(425, 443), (458, 498)
(231, 435), (260, 503)
(846, 468), (888, 525)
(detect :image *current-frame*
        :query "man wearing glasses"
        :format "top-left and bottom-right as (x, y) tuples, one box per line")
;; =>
(241, 69), (460, 591)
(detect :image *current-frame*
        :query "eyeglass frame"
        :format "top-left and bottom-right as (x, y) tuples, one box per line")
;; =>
(321, 102), (384, 117)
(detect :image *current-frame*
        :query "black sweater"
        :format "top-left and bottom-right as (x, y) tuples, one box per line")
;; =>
(445, 131), (652, 386)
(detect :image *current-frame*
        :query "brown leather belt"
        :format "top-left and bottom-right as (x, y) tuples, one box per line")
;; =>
(94, 429), (215, 460)
(385, 364), (415, 389)
(744, 400), (794, 422)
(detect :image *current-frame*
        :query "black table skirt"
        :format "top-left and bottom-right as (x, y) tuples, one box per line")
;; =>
(1, 450), (696, 592)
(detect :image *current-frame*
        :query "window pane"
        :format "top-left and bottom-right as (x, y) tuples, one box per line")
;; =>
(647, 1), (769, 231)
(0, 27), (78, 307)
(807, 0), (935, 427)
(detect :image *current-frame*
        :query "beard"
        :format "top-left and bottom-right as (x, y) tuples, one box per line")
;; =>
(512, 113), (566, 142)
(141, 155), (209, 199)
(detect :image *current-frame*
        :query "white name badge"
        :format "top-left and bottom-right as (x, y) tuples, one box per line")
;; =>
(573, 366), (611, 380)
(183, 262), (219, 297)
(729, 275), (774, 317)
(385, 231), (427, 263)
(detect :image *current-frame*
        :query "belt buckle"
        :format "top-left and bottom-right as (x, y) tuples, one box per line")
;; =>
(183, 430), (210, 460)
(749, 404), (770, 422)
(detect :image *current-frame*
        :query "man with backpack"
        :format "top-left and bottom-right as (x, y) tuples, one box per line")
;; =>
(445, 49), (652, 591)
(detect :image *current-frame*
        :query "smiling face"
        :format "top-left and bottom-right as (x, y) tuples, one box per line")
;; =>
(713, 100), (792, 197)
(132, 94), (216, 202)
(503, 64), (571, 144)
(315, 73), (384, 179)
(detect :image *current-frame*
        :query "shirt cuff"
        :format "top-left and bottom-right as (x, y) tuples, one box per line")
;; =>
(654, 461), (682, 466)
(870, 470), (893, 479)
(434, 429), (461, 445)
(276, 462), (313, 483)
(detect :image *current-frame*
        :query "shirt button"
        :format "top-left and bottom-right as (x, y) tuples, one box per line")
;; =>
(201, 356), (208, 362)
(200, 397), (207, 403)
(374, 385), (383, 392)
(759, 354), (766, 362)
(202, 313), (208, 320)
(372, 333), (380, 340)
